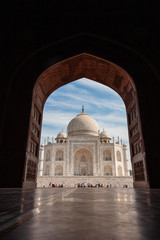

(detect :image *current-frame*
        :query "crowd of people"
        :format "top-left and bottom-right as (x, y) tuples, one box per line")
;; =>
(43, 182), (128, 188)
(76, 182), (104, 188)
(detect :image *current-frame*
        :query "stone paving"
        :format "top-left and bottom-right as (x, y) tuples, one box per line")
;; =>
(0, 187), (160, 239)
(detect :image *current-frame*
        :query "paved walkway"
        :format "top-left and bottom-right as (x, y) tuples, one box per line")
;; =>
(0, 187), (160, 239)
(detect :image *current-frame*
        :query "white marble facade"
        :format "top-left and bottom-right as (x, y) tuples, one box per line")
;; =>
(37, 108), (133, 187)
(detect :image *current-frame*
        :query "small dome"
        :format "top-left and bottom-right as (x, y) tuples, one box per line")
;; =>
(56, 130), (67, 139)
(100, 129), (111, 139)
(67, 110), (99, 137)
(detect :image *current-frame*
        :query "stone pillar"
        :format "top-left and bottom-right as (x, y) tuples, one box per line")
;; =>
(112, 139), (116, 176)
(122, 144), (129, 176)
(38, 144), (45, 176)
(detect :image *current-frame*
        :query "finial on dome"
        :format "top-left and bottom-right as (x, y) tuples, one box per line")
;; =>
(82, 105), (84, 113)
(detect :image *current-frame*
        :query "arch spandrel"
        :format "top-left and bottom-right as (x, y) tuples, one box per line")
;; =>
(34, 53), (136, 109)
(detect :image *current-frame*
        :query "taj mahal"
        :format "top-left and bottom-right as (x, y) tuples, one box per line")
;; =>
(37, 107), (133, 187)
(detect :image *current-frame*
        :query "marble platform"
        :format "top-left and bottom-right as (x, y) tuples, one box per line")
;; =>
(0, 187), (160, 239)
(37, 176), (133, 188)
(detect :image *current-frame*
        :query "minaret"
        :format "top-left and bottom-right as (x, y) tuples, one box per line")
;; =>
(122, 143), (129, 176)
(38, 144), (45, 176)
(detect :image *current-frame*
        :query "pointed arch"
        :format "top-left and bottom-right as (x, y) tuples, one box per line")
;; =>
(46, 151), (50, 161)
(104, 165), (112, 176)
(74, 148), (93, 176)
(103, 150), (112, 161)
(45, 165), (49, 175)
(23, 52), (148, 188)
(118, 165), (123, 176)
(55, 165), (63, 176)
(55, 150), (64, 161)
(116, 151), (121, 162)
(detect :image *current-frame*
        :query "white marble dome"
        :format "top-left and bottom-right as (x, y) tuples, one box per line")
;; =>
(67, 111), (99, 136)
(100, 129), (111, 139)
(56, 130), (67, 139)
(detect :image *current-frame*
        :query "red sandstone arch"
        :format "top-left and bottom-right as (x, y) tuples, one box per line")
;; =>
(24, 53), (148, 188)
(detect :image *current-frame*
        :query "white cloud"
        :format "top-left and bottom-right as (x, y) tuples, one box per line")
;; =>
(46, 90), (125, 113)
(42, 110), (75, 128)
(76, 78), (121, 96)
(92, 112), (127, 125)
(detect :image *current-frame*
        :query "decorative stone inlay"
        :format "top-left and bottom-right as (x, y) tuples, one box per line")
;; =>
(26, 160), (37, 180)
(31, 124), (40, 138)
(35, 54), (136, 104)
(132, 140), (142, 156)
(33, 104), (41, 125)
(134, 161), (145, 181)
(30, 139), (38, 157)
(130, 124), (138, 138)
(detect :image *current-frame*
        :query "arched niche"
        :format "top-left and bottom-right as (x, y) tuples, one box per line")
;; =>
(55, 150), (64, 161)
(55, 165), (63, 176)
(116, 151), (121, 162)
(74, 148), (93, 176)
(104, 165), (113, 176)
(45, 165), (49, 175)
(118, 165), (123, 176)
(103, 150), (112, 161)
(46, 151), (50, 161)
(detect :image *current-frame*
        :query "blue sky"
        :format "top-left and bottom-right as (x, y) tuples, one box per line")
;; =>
(41, 78), (131, 164)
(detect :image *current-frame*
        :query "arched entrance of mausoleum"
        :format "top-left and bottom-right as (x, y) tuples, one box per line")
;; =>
(74, 148), (93, 176)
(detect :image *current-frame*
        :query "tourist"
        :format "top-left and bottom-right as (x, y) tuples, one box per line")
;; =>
(84, 182), (87, 187)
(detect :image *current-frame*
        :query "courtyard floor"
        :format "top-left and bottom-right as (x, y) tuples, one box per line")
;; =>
(0, 187), (160, 239)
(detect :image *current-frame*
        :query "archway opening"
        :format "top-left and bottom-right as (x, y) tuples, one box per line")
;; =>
(24, 53), (148, 189)
(37, 77), (133, 188)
